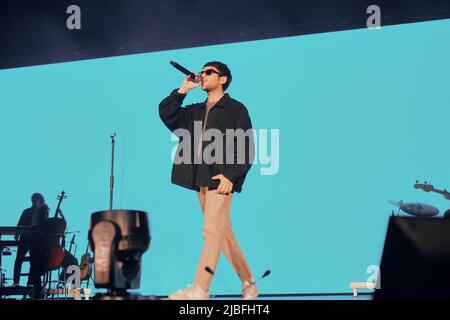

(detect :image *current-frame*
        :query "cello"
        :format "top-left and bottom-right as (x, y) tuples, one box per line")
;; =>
(43, 191), (67, 270)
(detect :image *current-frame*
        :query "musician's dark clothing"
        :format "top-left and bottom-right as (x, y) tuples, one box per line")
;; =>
(16, 205), (49, 235)
(13, 205), (49, 294)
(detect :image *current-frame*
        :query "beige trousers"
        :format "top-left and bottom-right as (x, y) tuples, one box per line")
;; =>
(194, 186), (254, 292)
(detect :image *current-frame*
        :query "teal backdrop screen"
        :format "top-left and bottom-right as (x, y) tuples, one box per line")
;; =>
(1, 19), (449, 295)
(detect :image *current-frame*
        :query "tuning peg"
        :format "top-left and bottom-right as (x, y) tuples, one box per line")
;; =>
(416, 180), (419, 183)
(424, 181), (428, 184)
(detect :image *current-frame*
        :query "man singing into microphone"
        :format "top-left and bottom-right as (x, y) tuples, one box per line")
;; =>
(158, 61), (258, 300)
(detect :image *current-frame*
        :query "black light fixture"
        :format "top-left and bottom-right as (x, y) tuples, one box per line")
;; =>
(88, 209), (151, 299)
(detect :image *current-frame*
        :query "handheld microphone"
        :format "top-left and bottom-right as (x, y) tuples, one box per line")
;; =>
(170, 61), (199, 81)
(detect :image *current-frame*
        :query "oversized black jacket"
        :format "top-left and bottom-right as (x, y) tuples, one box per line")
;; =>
(159, 89), (254, 193)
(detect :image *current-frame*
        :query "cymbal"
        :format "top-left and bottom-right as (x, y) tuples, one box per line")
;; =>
(389, 201), (439, 217)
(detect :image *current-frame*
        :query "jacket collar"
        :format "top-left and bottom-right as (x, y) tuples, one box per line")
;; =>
(201, 93), (230, 109)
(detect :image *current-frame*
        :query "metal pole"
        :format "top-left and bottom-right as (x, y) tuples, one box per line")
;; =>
(110, 133), (116, 210)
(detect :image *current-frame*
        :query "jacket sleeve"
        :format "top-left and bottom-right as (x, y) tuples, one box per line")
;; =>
(158, 89), (192, 133)
(222, 106), (255, 184)
(17, 210), (28, 226)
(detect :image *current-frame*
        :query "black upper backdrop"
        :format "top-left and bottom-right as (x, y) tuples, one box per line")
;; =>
(0, 0), (449, 69)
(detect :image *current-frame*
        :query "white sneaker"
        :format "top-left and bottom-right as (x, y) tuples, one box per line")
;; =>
(242, 281), (258, 300)
(168, 283), (209, 300)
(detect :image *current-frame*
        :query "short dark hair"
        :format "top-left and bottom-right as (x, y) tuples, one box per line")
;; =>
(203, 61), (232, 91)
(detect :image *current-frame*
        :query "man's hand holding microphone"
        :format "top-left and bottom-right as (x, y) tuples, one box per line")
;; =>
(177, 73), (202, 94)
(170, 61), (202, 94)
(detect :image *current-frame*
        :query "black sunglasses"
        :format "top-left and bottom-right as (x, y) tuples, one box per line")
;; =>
(199, 69), (222, 76)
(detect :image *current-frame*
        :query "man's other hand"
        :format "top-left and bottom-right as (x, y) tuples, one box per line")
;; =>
(211, 174), (233, 195)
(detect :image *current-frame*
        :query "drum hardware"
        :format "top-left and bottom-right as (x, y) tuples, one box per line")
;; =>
(389, 200), (439, 217)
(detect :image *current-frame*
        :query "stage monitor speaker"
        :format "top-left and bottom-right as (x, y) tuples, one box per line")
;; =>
(374, 216), (450, 299)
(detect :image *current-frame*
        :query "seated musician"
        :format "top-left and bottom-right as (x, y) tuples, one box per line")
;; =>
(13, 193), (49, 296)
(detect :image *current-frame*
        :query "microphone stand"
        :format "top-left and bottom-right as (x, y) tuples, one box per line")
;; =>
(110, 133), (116, 210)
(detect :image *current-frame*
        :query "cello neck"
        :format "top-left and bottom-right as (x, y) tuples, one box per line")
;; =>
(54, 191), (66, 218)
